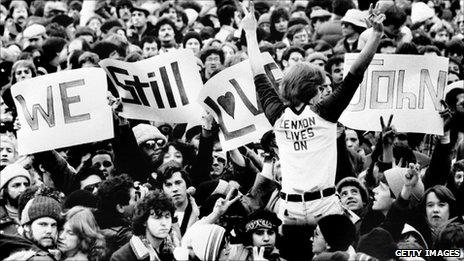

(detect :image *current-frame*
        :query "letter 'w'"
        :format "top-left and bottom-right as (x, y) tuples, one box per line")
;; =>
(15, 85), (55, 130)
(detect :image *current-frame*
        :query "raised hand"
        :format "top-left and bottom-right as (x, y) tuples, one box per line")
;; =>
(252, 246), (268, 261)
(380, 114), (395, 146)
(366, 3), (386, 33)
(241, 0), (257, 33)
(213, 187), (241, 216)
(404, 163), (420, 187)
(439, 100), (454, 132)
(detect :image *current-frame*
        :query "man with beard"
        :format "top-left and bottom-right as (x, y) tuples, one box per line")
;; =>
(154, 18), (179, 53)
(19, 194), (62, 261)
(5, 0), (29, 41)
(127, 5), (155, 46)
(0, 164), (30, 235)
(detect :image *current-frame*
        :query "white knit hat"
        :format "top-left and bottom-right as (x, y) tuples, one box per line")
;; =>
(384, 167), (424, 203)
(181, 224), (226, 261)
(411, 2), (434, 24)
(341, 9), (368, 28)
(0, 164), (31, 190)
(132, 124), (167, 145)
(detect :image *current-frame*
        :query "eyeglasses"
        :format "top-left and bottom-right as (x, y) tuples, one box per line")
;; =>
(142, 139), (166, 150)
(212, 155), (226, 164)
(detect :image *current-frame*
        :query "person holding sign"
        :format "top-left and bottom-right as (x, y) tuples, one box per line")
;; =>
(243, 1), (385, 227)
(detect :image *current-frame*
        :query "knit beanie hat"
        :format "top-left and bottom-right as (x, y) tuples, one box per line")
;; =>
(384, 167), (424, 203)
(0, 164), (31, 190)
(410, 2), (434, 24)
(307, 52), (328, 63)
(318, 214), (355, 251)
(258, 13), (271, 26)
(336, 177), (369, 204)
(132, 124), (167, 146)
(64, 189), (97, 209)
(357, 227), (397, 260)
(181, 224), (226, 261)
(20, 196), (62, 225)
(185, 125), (202, 142)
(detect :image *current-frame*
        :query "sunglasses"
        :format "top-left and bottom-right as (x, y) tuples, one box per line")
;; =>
(142, 139), (166, 150)
(212, 155), (226, 164)
(93, 160), (113, 168)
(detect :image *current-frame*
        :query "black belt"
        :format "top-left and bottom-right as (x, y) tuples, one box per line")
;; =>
(280, 187), (336, 202)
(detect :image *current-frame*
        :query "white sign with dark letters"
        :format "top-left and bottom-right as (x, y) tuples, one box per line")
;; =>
(198, 52), (283, 151)
(340, 54), (448, 135)
(99, 49), (204, 124)
(12, 68), (113, 155)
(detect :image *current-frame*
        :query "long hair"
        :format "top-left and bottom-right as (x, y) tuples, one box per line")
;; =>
(10, 60), (37, 85)
(63, 206), (106, 261)
(280, 63), (324, 107)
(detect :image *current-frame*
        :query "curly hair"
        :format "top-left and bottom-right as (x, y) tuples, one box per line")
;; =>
(132, 190), (176, 236)
(157, 141), (196, 168)
(63, 206), (106, 261)
(96, 174), (133, 214)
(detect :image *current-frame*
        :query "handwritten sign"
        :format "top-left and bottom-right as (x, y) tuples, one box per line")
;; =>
(99, 49), (204, 124)
(198, 52), (283, 151)
(340, 54), (448, 135)
(12, 68), (113, 155)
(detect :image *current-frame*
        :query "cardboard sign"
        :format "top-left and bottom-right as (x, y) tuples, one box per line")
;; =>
(99, 49), (204, 124)
(199, 52), (283, 151)
(12, 68), (113, 155)
(339, 54), (449, 135)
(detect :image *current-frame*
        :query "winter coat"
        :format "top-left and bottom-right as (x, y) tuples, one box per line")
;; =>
(110, 235), (176, 261)
(0, 204), (20, 236)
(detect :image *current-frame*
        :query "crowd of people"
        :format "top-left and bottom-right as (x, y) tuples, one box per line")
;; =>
(1, 0), (464, 260)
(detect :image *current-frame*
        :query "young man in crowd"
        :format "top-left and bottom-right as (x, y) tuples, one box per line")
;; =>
(0, 164), (30, 235)
(157, 165), (199, 236)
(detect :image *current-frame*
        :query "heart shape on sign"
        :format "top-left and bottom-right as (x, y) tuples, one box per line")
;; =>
(217, 91), (235, 119)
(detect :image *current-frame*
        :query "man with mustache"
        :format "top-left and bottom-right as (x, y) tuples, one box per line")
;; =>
(5, 0), (28, 41)
(154, 17), (179, 53)
(19, 194), (62, 261)
(0, 164), (30, 235)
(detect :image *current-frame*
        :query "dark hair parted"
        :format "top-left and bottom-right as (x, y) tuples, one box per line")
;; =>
(96, 174), (133, 214)
(132, 190), (176, 236)
(156, 165), (192, 189)
(280, 63), (325, 107)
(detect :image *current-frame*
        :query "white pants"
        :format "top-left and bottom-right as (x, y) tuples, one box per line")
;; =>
(277, 194), (344, 226)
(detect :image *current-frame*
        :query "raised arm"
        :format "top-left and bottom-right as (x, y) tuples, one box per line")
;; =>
(315, 6), (385, 123)
(242, 1), (285, 125)
(349, 6), (384, 76)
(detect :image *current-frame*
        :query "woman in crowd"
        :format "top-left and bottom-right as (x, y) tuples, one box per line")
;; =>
(58, 206), (106, 261)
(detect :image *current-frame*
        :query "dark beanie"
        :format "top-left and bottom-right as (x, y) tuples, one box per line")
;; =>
(318, 214), (355, 251)
(64, 189), (98, 209)
(357, 227), (397, 260)
(185, 125), (202, 141)
(20, 196), (62, 225)
(51, 14), (74, 28)
(445, 88), (464, 110)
